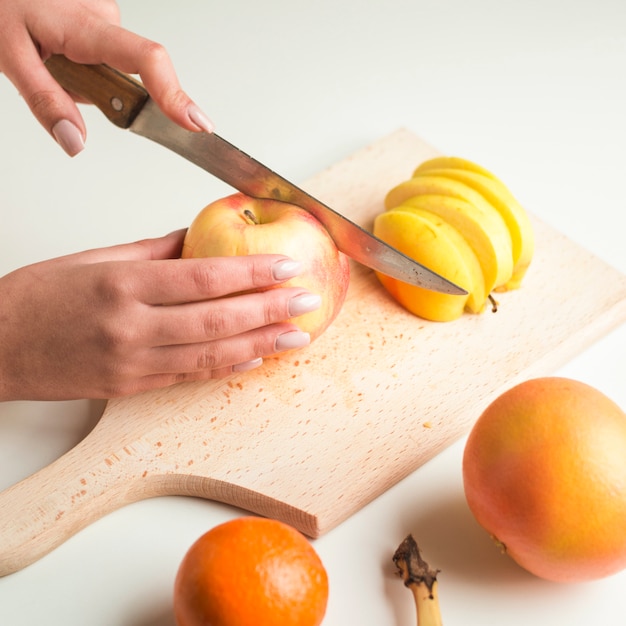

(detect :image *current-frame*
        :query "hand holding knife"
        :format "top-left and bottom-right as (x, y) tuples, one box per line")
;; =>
(44, 55), (465, 296)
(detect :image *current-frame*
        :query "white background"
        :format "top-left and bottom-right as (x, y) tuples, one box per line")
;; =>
(1, 0), (625, 624)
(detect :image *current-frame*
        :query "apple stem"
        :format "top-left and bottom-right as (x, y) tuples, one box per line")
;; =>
(393, 534), (443, 626)
(243, 208), (259, 225)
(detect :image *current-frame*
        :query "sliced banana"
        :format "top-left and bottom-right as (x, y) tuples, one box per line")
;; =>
(385, 174), (514, 288)
(373, 207), (485, 321)
(414, 158), (534, 290)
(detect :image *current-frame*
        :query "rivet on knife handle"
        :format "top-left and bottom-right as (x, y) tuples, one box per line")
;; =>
(45, 55), (149, 129)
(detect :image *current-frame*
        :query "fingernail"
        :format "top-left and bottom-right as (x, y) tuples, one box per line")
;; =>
(275, 330), (311, 352)
(52, 119), (85, 157)
(233, 357), (263, 373)
(273, 259), (303, 281)
(187, 103), (215, 133)
(289, 293), (322, 317)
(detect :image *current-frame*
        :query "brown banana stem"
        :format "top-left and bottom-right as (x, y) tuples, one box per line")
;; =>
(393, 534), (443, 626)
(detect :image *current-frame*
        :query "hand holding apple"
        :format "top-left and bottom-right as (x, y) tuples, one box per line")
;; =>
(0, 230), (325, 401)
(182, 193), (351, 343)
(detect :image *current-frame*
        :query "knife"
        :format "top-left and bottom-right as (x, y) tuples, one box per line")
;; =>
(45, 55), (465, 295)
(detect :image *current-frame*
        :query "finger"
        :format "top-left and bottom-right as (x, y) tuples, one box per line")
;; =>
(1, 34), (86, 156)
(91, 0), (121, 25)
(50, 238), (304, 301)
(39, 231), (186, 270)
(126, 357), (262, 396)
(147, 323), (311, 376)
(81, 230), (187, 263)
(131, 254), (305, 304)
(62, 23), (214, 133)
(145, 288), (322, 346)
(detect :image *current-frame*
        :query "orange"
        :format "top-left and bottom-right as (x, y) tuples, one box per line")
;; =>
(173, 516), (329, 626)
(462, 377), (626, 582)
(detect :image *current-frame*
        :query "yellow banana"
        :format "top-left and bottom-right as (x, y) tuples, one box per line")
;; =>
(398, 206), (488, 313)
(385, 175), (514, 288)
(397, 194), (508, 296)
(413, 155), (496, 179)
(373, 207), (485, 320)
(414, 159), (534, 290)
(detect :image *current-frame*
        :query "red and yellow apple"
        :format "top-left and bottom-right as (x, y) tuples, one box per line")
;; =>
(181, 192), (351, 342)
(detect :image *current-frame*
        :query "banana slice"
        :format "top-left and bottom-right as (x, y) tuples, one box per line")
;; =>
(414, 159), (534, 290)
(397, 195), (507, 296)
(398, 206), (489, 313)
(385, 175), (514, 288)
(413, 156), (496, 179)
(373, 207), (485, 321)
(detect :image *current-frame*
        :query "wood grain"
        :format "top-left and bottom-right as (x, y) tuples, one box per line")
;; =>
(1, 128), (625, 576)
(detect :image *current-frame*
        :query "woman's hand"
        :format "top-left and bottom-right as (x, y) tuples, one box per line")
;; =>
(0, 231), (320, 401)
(0, 0), (213, 156)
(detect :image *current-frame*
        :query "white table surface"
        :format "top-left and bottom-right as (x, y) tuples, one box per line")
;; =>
(1, 1), (626, 624)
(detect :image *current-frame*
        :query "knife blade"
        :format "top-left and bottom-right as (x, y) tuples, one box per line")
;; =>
(45, 55), (466, 295)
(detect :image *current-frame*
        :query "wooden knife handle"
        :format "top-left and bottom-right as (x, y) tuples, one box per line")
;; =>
(45, 55), (149, 129)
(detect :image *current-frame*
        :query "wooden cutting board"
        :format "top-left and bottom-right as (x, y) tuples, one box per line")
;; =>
(2, 129), (626, 577)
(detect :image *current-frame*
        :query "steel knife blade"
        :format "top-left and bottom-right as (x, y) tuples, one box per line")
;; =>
(45, 55), (466, 295)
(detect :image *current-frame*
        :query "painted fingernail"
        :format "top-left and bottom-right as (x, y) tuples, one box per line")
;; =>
(273, 259), (303, 281)
(275, 330), (311, 352)
(233, 357), (263, 373)
(187, 103), (215, 133)
(52, 119), (85, 157)
(289, 293), (322, 317)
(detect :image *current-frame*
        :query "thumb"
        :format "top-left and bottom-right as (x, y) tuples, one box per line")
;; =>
(61, 230), (188, 266)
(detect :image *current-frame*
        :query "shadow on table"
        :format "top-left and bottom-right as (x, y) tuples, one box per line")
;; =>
(392, 486), (535, 584)
(126, 602), (175, 626)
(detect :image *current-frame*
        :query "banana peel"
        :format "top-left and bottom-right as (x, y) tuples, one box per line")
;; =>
(393, 534), (443, 626)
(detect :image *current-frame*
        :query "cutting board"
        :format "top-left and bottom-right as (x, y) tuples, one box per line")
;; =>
(2, 129), (626, 577)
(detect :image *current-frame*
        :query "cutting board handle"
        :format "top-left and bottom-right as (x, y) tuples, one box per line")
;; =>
(0, 378), (325, 576)
(0, 413), (139, 576)
(45, 55), (148, 128)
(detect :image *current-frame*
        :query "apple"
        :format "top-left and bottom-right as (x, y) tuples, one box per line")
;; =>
(181, 192), (351, 342)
